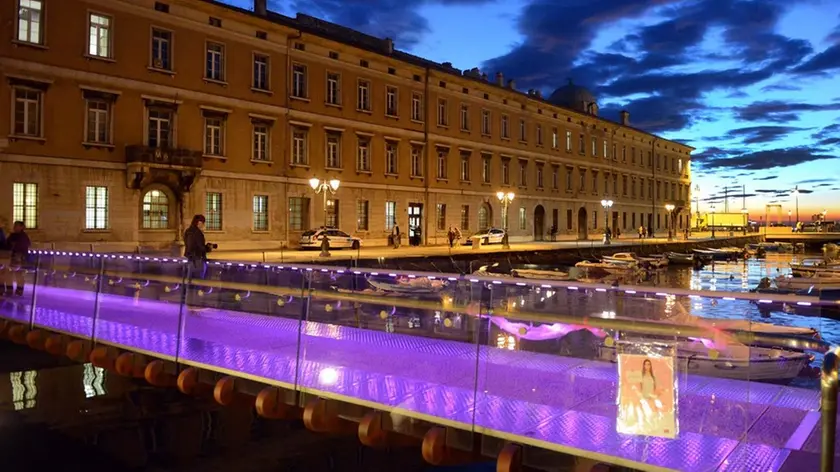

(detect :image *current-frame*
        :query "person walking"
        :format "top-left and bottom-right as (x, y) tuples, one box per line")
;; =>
(638, 225), (645, 239)
(391, 222), (401, 249)
(184, 214), (210, 279)
(4, 221), (31, 297)
(447, 227), (456, 248)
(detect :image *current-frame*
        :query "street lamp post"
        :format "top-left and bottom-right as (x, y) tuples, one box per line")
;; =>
(792, 186), (800, 226)
(710, 204), (716, 239)
(694, 184), (700, 230)
(665, 204), (675, 241)
(741, 208), (748, 235)
(788, 210), (792, 227)
(601, 199), (614, 244)
(496, 191), (515, 249)
(309, 177), (340, 257)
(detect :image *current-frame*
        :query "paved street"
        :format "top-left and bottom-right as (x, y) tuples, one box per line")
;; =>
(207, 231), (754, 263)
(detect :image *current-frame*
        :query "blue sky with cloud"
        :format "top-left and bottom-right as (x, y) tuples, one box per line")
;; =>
(224, 0), (840, 220)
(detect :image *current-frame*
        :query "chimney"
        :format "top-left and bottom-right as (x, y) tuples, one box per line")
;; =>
(495, 72), (503, 86)
(254, 0), (267, 16)
(620, 110), (630, 125)
(536, 90), (543, 99)
(506, 79), (515, 89)
(384, 38), (394, 54)
(443, 62), (453, 68)
(481, 73), (488, 81)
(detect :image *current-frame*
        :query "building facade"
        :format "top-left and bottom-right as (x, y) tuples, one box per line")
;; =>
(0, 0), (693, 252)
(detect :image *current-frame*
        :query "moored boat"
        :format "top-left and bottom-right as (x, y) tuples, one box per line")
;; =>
(509, 268), (570, 280)
(598, 341), (811, 382)
(774, 274), (840, 290)
(367, 277), (448, 293)
(603, 252), (668, 269)
(575, 260), (639, 276)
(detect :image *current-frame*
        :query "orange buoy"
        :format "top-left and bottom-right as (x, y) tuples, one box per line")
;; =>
(66, 340), (91, 362)
(177, 367), (202, 395)
(358, 411), (417, 448)
(25, 330), (46, 350)
(144, 360), (175, 387)
(115, 352), (147, 377)
(7, 325), (28, 344)
(0, 320), (11, 339)
(44, 334), (66, 356)
(89, 346), (118, 370)
(213, 376), (237, 406)
(496, 443), (522, 472)
(303, 398), (355, 435)
(421, 427), (473, 466)
(255, 387), (295, 419)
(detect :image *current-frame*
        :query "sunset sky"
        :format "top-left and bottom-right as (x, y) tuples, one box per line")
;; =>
(225, 0), (840, 221)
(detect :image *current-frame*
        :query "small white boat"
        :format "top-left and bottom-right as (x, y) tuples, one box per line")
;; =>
(775, 274), (840, 290)
(603, 252), (668, 269)
(575, 260), (639, 276)
(790, 259), (840, 277)
(367, 277), (448, 293)
(509, 269), (570, 280)
(668, 311), (819, 338)
(598, 341), (811, 382)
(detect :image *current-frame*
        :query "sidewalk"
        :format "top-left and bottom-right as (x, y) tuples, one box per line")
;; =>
(207, 232), (757, 264)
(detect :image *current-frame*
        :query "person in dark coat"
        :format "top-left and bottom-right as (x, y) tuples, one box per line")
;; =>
(4, 221), (31, 296)
(184, 214), (211, 279)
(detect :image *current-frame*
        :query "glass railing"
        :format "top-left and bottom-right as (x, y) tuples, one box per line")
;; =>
(1, 250), (837, 472)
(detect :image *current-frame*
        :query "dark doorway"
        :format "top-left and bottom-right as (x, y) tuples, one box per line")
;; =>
(408, 203), (423, 246)
(478, 203), (492, 231)
(534, 205), (545, 241)
(577, 207), (588, 240)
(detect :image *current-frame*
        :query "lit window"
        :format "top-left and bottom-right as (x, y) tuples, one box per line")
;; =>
(253, 195), (268, 231)
(141, 189), (168, 229)
(13, 182), (39, 229)
(85, 186), (108, 230)
(205, 192), (222, 231)
(88, 13), (112, 58)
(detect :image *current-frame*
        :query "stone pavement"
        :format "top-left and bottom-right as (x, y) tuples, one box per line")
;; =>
(207, 231), (754, 263)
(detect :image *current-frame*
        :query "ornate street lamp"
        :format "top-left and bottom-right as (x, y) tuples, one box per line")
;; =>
(497, 191), (515, 249)
(741, 207), (748, 235)
(310, 178), (340, 256)
(792, 185), (800, 225)
(665, 204), (675, 241)
(601, 199), (613, 245)
(710, 204), (716, 239)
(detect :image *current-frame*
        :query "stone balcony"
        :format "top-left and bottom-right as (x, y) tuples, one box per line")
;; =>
(125, 145), (203, 169)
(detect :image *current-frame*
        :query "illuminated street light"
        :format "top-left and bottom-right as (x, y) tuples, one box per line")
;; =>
(665, 204), (675, 241)
(601, 199), (614, 245)
(497, 191), (515, 248)
(310, 178), (341, 256)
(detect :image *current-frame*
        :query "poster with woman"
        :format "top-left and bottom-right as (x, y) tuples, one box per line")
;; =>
(616, 353), (677, 438)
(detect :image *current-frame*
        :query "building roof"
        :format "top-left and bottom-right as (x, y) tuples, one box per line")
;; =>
(199, 0), (694, 152)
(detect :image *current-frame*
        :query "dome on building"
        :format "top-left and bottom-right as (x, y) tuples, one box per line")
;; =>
(548, 79), (598, 114)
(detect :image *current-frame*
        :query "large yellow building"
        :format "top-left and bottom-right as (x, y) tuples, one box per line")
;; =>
(0, 0), (693, 252)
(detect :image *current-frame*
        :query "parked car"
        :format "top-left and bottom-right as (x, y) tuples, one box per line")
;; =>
(299, 227), (362, 250)
(463, 228), (506, 245)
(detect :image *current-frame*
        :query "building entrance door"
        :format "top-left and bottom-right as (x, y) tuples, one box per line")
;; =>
(408, 203), (423, 246)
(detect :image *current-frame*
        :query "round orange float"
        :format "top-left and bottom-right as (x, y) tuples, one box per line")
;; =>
(213, 376), (236, 406)
(89, 346), (118, 370)
(177, 367), (201, 395)
(25, 330), (46, 350)
(66, 340), (91, 362)
(7, 325), (28, 344)
(496, 443), (522, 472)
(144, 360), (174, 387)
(255, 387), (293, 419)
(44, 334), (66, 356)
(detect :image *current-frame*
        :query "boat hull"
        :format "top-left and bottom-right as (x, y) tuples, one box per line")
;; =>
(598, 344), (810, 382)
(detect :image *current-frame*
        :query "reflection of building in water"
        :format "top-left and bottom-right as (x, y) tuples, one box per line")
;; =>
(83, 364), (108, 398)
(10, 370), (37, 411)
(496, 333), (517, 351)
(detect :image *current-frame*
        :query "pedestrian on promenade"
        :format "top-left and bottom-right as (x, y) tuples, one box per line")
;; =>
(184, 214), (211, 279)
(392, 223), (401, 249)
(638, 225), (645, 239)
(4, 221), (31, 297)
(448, 227), (456, 248)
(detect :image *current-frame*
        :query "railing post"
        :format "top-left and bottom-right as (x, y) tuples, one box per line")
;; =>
(822, 350), (839, 472)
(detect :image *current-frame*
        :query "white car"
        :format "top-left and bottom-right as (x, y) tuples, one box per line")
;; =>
(463, 228), (506, 245)
(299, 227), (362, 250)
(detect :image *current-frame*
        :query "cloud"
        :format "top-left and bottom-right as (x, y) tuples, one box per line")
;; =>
(754, 176), (778, 181)
(794, 44), (840, 75)
(734, 101), (840, 123)
(701, 147), (838, 171)
(724, 125), (809, 144)
(796, 178), (836, 184)
(287, 0), (495, 49)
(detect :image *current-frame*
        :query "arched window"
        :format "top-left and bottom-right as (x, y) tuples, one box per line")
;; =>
(478, 203), (491, 231)
(142, 189), (169, 229)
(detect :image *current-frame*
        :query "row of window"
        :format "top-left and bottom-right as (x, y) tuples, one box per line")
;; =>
(13, 1), (688, 175)
(9, 85), (685, 198)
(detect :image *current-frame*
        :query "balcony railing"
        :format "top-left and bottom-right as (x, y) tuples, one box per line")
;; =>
(126, 145), (203, 168)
